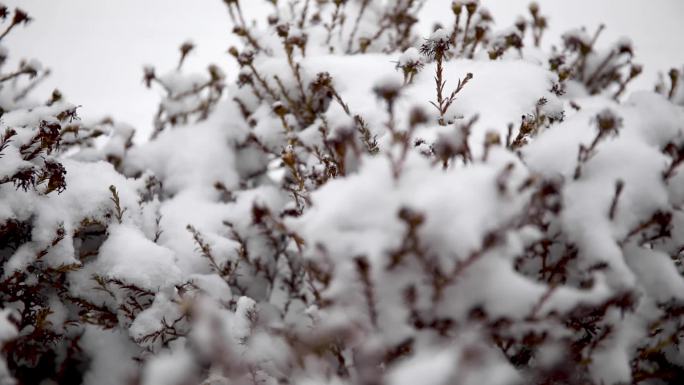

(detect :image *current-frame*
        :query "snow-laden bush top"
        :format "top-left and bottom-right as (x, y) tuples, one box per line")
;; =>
(1, 1), (684, 385)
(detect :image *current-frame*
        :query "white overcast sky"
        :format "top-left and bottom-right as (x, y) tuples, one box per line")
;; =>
(4, 0), (684, 139)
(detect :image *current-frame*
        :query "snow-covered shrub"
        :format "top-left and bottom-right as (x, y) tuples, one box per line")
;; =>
(0, 6), (139, 384)
(2, 1), (684, 385)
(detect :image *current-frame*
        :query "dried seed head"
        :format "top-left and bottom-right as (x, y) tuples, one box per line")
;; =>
(409, 106), (429, 127)
(615, 38), (633, 55)
(233, 26), (248, 37)
(420, 28), (451, 59)
(396, 47), (424, 83)
(465, 0), (479, 14)
(484, 131), (501, 146)
(179, 41), (194, 57)
(452, 1), (463, 15)
(398, 207), (425, 227)
(668, 68), (679, 84)
(535, 16), (547, 29)
(372, 76), (403, 104)
(237, 71), (253, 86)
(310, 72), (333, 92)
(272, 101), (289, 117)
(237, 51), (254, 66)
(359, 37), (371, 53)
(287, 34), (307, 49)
(282, 148), (296, 168)
(529, 2), (539, 16)
(143, 66), (156, 88)
(595, 109), (622, 137)
(276, 23), (290, 38)
(515, 16), (526, 32)
(478, 8), (493, 23)
(20, 59), (40, 78)
(475, 25), (487, 41)
(49, 89), (63, 105)
(12, 8), (31, 25)
(207, 64), (225, 82)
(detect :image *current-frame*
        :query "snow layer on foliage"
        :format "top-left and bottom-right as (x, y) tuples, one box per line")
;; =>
(141, 345), (197, 385)
(292, 150), (528, 263)
(387, 339), (517, 385)
(125, 104), (242, 195)
(252, 54), (557, 149)
(387, 348), (458, 385)
(1, 159), (140, 272)
(150, 189), (237, 274)
(79, 326), (138, 385)
(524, 93), (684, 286)
(129, 291), (184, 344)
(97, 225), (182, 290)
